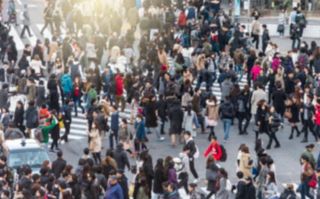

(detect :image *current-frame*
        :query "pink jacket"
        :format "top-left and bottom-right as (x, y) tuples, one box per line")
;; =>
(271, 57), (281, 72)
(251, 65), (262, 81)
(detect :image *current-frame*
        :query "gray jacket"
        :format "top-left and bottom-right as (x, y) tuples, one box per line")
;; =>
(22, 10), (31, 26)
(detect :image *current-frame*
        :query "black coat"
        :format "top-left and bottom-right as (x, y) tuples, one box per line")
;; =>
(51, 157), (66, 178)
(272, 89), (287, 115)
(118, 176), (129, 199)
(256, 107), (269, 133)
(48, 90), (60, 111)
(168, 103), (183, 135)
(288, 103), (300, 123)
(153, 167), (166, 194)
(113, 146), (130, 171)
(235, 180), (247, 199)
(144, 101), (158, 128)
(50, 119), (60, 141)
(36, 85), (46, 107)
(14, 108), (24, 127)
(25, 106), (38, 128)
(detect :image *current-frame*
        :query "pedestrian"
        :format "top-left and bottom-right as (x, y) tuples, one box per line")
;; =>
(113, 143), (130, 172)
(73, 76), (85, 117)
(182, 131), (199, 183)
(256, 99), (269, 140)
(266, 106), (281, 149)
(263, 171), (278, 199)
(261, 24), (270, 53)
(110, 105), (119, 149)
(134, 114), (147, 154)
(49, 110), (60, 152)
(239, 145), (253, 178)
(216, 168), (231, 199)
(51, 151), (67, 179)
(153, 158), (166, 199)
(20, 4), (32, 38)
(25, 100), (38, 138)
(61, 99), (72, 143)
(219, 96), (234, 142)
(301, 95), (317, 142)
(286, 97), (301, 139)
(298, 155), (315, 199)
(204, 135), (222, 161)
(251, 16), (261, 49)
(205, 95), (219, 139)
(277, 9), (286, 37)
(89, 121), (102, 165)
(235, 171), (247, 199)
(168, 100), (184, 147)
(104, 172), (124, 199)
(205, 156), (220, 199)
(182, 106), (199, 138)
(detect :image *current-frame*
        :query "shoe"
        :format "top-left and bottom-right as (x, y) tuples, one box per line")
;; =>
(297, 131), (301, 137)
(49, 149), (55, 153)
(266, 146), (271, 150)
(274, 144), (280, 148)
(193, 179), (199, 184)
(159, 137), (165, 141)
(301, 139), (308, 143)
(243, 131), (248, 135)
(289, 135), (293, 140)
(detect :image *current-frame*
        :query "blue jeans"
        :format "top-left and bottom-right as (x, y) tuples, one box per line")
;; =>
(235, 64), (243, 81)
(300, 181), (314, 199)
(223, 119), (232, 140)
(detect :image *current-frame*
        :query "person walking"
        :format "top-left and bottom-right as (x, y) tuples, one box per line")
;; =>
(251, 16), (261, 49)
(110, 105), (119, 149)
(266, 106), (281, 149)
(205, 95), (219, 140)
(205, 156), (220, 199)
(277, 9), (286, 37)
(261, 24), (270, 53)
(20, 4), (32, 38)
(182, 131), (199, 183)
(256, 100), (269, 140)
(301, 95), (317, 143)
(219, 96), (235, 142)
(89, 122), (102, 165)
(182, 106), (199, 138)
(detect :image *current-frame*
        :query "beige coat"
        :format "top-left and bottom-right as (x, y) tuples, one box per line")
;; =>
(251, 20), (261, 35)
(239, 153), (252, 178)
(251, 88), (267, 114)
(206, 100), (219, 126)
(89, 129), (102, 153)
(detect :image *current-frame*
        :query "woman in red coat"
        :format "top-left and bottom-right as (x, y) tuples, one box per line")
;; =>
(314, 101), (320, 139)
(204, 135), (222, 161)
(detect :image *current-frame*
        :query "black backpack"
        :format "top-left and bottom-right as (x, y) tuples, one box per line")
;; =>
(220, 145), (227, 162)
(221, 102), (235, 118)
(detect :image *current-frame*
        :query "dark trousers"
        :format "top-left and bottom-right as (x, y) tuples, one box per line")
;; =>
(20, 25), (31, 37)
(197, 114), (205, 133)
(238, 112), (251, 134)
(109, 130), (118, 149)
(134, 140), (147, 152)
(62, 122), (71, 142)
(267, 129), (280, 148)
(262, 41), (268, 53)
(92, 152), (101, 165)
(252, 34), (260, 49)
(302, 120), (317, 141)
(51, 139), (59, 150)
(292, 37), (301, 49)
(41, 20), (54, 34)
(189, 158), (198, 179)
(160, 118), (166, 135)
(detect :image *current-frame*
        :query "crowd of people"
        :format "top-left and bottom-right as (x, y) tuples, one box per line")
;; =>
(0, 0), (319, 198)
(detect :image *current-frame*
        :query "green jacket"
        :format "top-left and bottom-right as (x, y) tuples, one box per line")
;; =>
(40, 119), (57, 144)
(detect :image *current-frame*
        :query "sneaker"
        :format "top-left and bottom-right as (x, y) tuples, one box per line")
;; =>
(193, 179), (199, 184)
(159, 137), (165, 141)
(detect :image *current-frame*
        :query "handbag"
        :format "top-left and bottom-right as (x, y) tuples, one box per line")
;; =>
(277, 24), (285, 33)
(308, 173), (317, 188)
(284, 109), (292, 119)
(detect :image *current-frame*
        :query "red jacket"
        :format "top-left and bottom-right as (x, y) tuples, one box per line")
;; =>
(314, 104), (320, 125)
(178, 11), (187, 27)
(115, 74), (124, 96)
(204, 141), (222, 161)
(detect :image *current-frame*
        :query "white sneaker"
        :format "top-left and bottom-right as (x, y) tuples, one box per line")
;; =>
(159, 137), (165, 141)
(193, 179), (199, 184)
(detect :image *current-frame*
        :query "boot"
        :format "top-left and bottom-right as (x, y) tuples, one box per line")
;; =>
(295, 127), (301, 137)
(301, 136), (308, 143)
(289, 127), (294, 140)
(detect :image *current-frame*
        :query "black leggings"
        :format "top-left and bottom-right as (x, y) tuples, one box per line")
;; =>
(92, 152), (101, 164)
(51, 139), (59, 150)
(189, 158), (198, 179)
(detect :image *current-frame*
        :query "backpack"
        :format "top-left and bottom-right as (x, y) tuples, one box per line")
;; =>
(221, 102), (235, 118)
(219, 145), (227, 162)
(193, 145), (200, 159)
(298, 15), (307, 27)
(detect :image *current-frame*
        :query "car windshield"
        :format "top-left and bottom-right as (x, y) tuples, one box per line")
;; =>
(8, 149), (49, 169)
